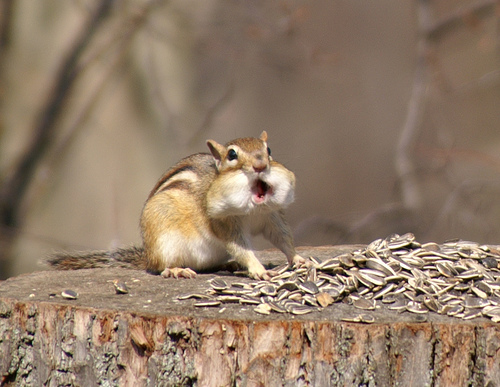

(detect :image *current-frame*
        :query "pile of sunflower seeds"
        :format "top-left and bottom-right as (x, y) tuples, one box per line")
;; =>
(176, 233), (500, 322)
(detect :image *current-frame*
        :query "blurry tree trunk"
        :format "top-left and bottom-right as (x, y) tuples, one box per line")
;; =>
(0, 0), (16, 277)
(0, 0), (114, 278)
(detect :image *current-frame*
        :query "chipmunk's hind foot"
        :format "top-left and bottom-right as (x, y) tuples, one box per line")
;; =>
(161, 267), (197, 279)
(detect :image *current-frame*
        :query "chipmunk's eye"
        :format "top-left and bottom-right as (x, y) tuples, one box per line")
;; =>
(267, 147), (271, 156)
(227, 149), (238, 161)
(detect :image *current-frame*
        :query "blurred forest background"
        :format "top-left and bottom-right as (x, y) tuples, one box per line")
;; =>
(0, 0), (499, 278)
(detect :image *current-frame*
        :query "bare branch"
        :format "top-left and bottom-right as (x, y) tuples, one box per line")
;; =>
(395, 0), (433, 211)
(0, 0), (114, 229)
(0, 0), (15, 113)
(424, 0), (497, 39)
(417, 144), (500, 173)
(0, 0), (14, 51)
(455, 69), (500, 93)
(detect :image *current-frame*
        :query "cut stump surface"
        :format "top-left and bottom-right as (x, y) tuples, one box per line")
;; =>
(1, 246), (499, 386)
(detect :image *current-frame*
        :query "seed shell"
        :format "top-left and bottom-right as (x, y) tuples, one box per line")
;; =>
(61, 289), (78, 300)
(298, 281), (319, 294)
(254, 303), (272, 315)
(194, 300), (221, 307)
(113, 280), (129, 294)
(210, 278), (229, 291)
(316, 292), (334, 308)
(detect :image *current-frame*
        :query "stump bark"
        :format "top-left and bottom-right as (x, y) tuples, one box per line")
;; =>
(0, 246), (499, 386)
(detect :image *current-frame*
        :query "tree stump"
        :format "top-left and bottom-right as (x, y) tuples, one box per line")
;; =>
(1, 246), (499, 386)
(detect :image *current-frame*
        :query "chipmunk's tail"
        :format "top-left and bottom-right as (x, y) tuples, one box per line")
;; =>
(46, 246), (147, 271)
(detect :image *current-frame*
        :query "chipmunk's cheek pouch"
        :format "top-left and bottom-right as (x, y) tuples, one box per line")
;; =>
(253, 179), (271, 203)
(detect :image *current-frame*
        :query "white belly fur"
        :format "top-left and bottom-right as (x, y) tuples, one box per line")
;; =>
(157, 230), (228, 271)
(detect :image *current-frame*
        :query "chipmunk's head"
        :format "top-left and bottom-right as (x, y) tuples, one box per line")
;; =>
(206, 131), (295, 216)
(207, 131), (271, 174)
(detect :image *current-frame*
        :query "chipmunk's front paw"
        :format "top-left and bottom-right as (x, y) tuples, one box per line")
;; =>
(248, 270), (272, 281)
(161, 267), (197, 279)
(247, 263), (271, 281)
(291, 254), (311, 268)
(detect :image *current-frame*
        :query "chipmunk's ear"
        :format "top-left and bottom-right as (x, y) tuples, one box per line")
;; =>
(207, 139), (226, 168)
(259, 131), (268, 142)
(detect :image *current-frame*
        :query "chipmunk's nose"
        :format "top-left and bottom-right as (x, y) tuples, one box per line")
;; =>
(253, 160), (267, 173)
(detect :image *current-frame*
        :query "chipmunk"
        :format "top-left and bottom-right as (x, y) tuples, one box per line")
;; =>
(48, 131), (305, 280)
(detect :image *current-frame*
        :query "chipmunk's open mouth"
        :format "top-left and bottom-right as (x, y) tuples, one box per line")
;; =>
(253, 179), (271, 204)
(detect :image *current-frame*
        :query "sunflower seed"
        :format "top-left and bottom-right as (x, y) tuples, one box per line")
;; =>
(475, 281), (493, 296)
(462, 310), (483, 320)
(338, 254), (355, 268)
(387, 233), (415, 249)
(277, 282), (299, 292)
(464, 296), (490, 309)
(298, 281), (319, 294)
(482, 257), (498, 269)
(471, 286), (489, 299)
(289, 304), (314, 315)
(268, 301), (287, 313)
(423, 297), (440, 312)
(218, 295), (241, 303)
(113, 280), (129, 294)
(210, 278), (229, 291)
(482, 305), (500, 317)
(358, 269), (387, 287)
(177, 293), (210, 300)
(194, 300), (221, 307)
(260, 284), (277, 296)
(358, 314), (375, 323)
(388, 298), (408, 311)
(406, 301), (428, 314)
(446, 305), (464, 316)
(61, 289), (78, 300)
(323, 286), (343, 299)
(307, 255), (320, 265)
(353, 298), (376, 310)
(366, 258), (397, 276)
(319, 258), (341, 270)
(239, 296), (261, 305)
(341, 315), (362, 323)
